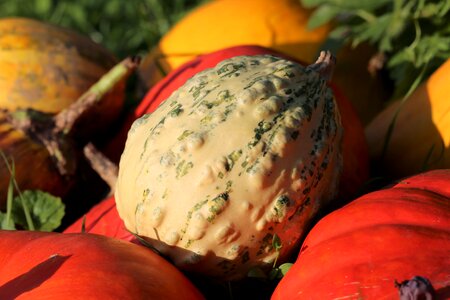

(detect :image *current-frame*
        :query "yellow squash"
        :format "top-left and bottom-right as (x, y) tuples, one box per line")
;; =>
(138, 0), (330, 87)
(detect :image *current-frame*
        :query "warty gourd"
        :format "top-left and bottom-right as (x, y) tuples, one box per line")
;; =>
(116, 51), (343, 280)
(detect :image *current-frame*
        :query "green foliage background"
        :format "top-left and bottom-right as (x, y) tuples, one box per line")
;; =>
(302, 0), (450, 98)
(0, 0), (208, 58)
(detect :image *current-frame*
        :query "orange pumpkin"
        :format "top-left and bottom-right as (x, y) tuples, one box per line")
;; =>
(0, 18), (125, 135)
(272, 169), (450, 299)
(0, 56), (138, 209)
(365, 59), (450, 179)
(0, 230), (204, 299)
(138, 0), (330, 89)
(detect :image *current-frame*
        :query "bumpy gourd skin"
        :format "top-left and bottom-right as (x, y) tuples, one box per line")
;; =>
(116, 54), (343, 280)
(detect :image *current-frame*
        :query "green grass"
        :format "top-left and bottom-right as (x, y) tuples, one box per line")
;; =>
(0, 0), (208, 58)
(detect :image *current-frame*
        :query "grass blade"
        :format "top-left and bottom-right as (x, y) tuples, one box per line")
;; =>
(5, 168), (14, 228)
(0, 150), (35, 230)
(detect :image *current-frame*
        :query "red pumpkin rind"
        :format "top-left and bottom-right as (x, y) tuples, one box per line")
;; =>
(63, 196), (134, 242)
(0, 230), (204, 300)
(272, 169), (450, 300)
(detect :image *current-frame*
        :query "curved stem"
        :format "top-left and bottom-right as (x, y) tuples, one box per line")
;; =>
(54, 56), (141, 135)
(83, 142), (118, 195)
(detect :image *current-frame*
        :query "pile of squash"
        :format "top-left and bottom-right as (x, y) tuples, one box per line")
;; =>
(0, 0), (449, 299)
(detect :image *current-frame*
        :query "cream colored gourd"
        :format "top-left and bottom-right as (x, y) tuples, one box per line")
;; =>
(116, 52), (343, 280)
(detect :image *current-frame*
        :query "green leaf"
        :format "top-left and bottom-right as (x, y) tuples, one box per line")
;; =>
(12, 190), (65, 232)
(388, 48), (414, 67)
(2, 168), (15, 229)
(0, 213), (16, 230)
(278, 263), (294, 276)
(302, 0), (450, 97)
(105, 0), (123, 15)
(268, 263), (294, 280)
(34, 0), (52, 15)
(317, 26), (351, 54)
(302, 0), (391, 10)
(352, 14), (392, 49)
(307, 5), (340, 29)
(420, 1), (450, 18)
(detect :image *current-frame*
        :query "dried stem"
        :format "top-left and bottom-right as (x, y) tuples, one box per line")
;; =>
(8, 56), (140, 178)
(83, 142), (118, 195)
(54, 55), (141, 135)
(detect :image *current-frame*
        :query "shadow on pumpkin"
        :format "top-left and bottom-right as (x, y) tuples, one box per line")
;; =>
(436, 285), (450, 299)
(365, 72), (449, 184)
(0, 254), (71, 299)
(135, 235), (295, 300)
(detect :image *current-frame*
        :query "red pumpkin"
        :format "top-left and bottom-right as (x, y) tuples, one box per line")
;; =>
(272, 169), (450, 299)
(0, 230), (204, 300)
(63, 196), (134, 242)
(105, 45), (369, 201)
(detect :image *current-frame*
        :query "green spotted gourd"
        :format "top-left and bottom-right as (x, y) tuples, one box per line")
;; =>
(115, 52), (343, 280)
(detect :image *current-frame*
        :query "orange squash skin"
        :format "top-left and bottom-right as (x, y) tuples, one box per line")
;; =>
(137, 0), (330, 89)
(366, 59), (450, 179)
(0, 18), (125, 134)
(272, 169), (450, 300)
(0, 230), (204, 300)
(0, 111), (69, 208)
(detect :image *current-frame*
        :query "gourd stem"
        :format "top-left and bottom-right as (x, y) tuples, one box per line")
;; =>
(308, 50), (336, 82)
(7, 56), (140, 178)
(54, 56), (141, 135)
(83, 142), (118, 195)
